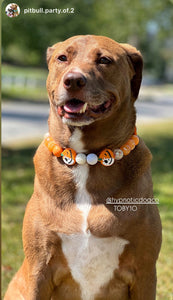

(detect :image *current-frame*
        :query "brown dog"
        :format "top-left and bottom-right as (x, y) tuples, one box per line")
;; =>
(5, 35), (162, 300)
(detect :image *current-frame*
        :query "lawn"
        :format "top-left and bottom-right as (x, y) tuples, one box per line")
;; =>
(1, 122), (173, 299)
(2, 64), (48, 101)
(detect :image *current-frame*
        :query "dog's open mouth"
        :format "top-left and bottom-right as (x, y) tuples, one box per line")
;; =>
(57, 97), (114, 122)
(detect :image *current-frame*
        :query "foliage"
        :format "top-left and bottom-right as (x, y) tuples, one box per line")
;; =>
(1, 0), (173, 79)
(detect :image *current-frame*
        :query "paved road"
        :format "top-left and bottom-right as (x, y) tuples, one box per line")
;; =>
(2, 102), (49, 146)
(2, 94), (173, 146)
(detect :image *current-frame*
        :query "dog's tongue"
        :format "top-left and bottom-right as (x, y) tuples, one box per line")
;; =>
(64, 99), (84, 113)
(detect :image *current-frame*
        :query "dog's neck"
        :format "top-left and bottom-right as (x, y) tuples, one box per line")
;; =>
(48, 103), (136, 153)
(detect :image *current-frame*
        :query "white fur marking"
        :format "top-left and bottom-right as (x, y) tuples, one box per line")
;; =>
(69, 128), (87, 153)
(60, 130), (129, 300)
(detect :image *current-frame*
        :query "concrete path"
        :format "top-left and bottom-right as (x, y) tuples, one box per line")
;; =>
(2, 90), (173, 147)
(2, 102), (49, 146)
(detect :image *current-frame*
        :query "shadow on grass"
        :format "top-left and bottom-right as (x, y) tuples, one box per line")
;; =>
(145, 136), (173, 175)
(2, 147), (36, 212)
(2, 147), (36, 169)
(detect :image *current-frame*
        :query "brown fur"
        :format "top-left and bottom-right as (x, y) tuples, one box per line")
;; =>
(4, 35), (162, 300)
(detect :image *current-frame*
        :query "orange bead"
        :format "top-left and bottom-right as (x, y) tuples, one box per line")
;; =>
(134, 126), (137, 135)
(44, 136), (53, 146)
(132, 135), (139, 145)
(47, 141), (56, 152)
(120, 144), (131, 155)
(53, 145), (63, 157)
(126, 139), (136, 150)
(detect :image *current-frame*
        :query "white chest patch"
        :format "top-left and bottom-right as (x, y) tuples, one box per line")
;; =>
(59, 129), (129, 300)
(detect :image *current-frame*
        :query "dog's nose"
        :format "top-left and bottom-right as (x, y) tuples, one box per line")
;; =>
(63, 72), (87, 91)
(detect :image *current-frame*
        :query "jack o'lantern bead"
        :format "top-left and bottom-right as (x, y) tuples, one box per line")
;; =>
(120, 144), (131, 156)
(61, 148), (76, 165)
(99, 149), (115, 166)
(53, 145), (63, 157)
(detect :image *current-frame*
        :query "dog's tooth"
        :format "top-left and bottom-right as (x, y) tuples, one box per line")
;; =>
(78, 103), (88, 114)
(83, 103), (87, 113)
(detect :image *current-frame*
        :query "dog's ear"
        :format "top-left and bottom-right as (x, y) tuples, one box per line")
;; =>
(46, 42), (63, 67)
(120, 43), (143, 101)
(46, 46), (56, 66)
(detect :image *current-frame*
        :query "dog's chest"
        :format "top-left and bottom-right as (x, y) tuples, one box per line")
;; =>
(59, 129), (128, 300)
(60, 166), (128, 300)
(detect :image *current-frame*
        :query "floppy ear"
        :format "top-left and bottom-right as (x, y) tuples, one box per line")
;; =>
(120, 43), (143, 101)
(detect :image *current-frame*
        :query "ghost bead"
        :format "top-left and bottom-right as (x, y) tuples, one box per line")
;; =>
(76, 153), (87, 165)
(86, 153), (98, 165)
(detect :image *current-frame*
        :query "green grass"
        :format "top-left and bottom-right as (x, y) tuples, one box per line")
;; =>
(2, 147), (36, 297)
(2, 64), (48, 101)
(138, 122), (173, 300)
(2, 64), (48, 79)
(2, 122), (173, 299)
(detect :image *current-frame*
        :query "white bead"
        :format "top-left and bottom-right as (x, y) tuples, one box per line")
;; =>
(114, 149), (123, 160)
(87, 153), (98, 165)
(44, 132), (50, 138)
(76, 153), (87, 165)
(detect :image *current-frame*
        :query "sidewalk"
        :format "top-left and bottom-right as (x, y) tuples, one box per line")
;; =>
(2, 86), (173, 147)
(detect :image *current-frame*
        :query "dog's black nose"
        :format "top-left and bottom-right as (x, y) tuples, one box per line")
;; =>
(63, 72), (87, 91)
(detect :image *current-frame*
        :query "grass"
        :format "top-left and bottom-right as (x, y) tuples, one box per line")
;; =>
(2, 64), (48, 101)
(138, 122), (173, 300)
(2, 64), (48, 78)
(1, 122), (173, 299)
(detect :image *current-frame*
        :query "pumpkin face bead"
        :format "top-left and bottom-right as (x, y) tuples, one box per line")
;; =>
(99, 149), (115, 166)
(61, 148), (76, 165)
(86, 153), (98, 165)
(114, 149), (123, 160)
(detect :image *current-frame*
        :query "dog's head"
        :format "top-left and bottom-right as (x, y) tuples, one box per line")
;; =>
(11, 4), (17, 10)
(46, 35), (143, 127)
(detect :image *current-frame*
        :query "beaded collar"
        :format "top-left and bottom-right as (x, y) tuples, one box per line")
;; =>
(44, 127), (139, 167)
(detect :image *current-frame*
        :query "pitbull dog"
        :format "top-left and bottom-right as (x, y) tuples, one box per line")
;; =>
(5, 35), (162, 300)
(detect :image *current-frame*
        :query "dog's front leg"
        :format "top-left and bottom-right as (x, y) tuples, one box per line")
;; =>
(27, 274), (53, 300)
(4, 260), (54, 300)
(129, 267), (157, 300)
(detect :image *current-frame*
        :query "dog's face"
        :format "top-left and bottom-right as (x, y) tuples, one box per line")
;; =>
(46, 35), (143, 127)
(11, 4), (17, 10)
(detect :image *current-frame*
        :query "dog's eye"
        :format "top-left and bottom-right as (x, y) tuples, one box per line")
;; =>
(58, 55), (67, 62)
(98, 57), (112, 64)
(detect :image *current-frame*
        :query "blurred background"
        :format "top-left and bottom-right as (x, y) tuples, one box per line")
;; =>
(1, 0), (173, 299)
